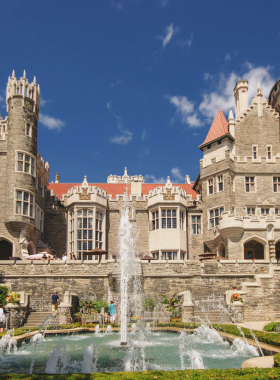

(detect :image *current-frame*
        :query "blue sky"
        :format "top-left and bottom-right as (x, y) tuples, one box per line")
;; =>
(0, 0), (279, 184)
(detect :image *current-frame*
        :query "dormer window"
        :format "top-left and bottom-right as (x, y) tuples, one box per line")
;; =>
(207, 144), (212, 150)
(261, 208), (270, 215)
(218, 140), (222, 145)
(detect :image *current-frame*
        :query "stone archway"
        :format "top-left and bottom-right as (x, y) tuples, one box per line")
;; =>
(0, 239), (13, 260)
(244, 239), (265, 259)
(217, 242), (226, 257)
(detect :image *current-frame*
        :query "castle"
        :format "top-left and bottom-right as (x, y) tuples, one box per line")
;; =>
(1, 71), (280, 263)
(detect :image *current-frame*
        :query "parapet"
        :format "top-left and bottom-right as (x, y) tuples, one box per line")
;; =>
(107, 167), (145, 184)
(6, 70), (40, 113)
(36, 151), (50, 184)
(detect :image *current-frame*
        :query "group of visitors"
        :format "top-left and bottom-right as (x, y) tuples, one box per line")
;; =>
(0, 304), (7, 333)
(100, 301), (117, 324)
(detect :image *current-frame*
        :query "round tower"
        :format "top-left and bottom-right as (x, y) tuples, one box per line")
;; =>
(4, 70), (41, 238)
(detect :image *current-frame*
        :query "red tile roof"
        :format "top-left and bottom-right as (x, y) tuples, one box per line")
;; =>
(48, 182), (197, 200)
(199, 107), (229, 148)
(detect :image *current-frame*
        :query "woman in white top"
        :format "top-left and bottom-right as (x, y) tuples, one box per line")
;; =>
(0, 304), (7, 333)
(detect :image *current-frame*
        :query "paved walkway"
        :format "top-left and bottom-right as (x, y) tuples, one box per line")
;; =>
(238, 321), (279, 332)
(242, 356), (274, 369)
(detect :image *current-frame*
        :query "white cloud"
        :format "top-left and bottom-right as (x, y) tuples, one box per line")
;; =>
(167, 95), (203, 127)
(178, 34), (193, 48)
(39, 114), (65, 131)
(203, 72), (213, 81)
(107, 102), (111, 109)
(40, 97), (49, 107)
(145, 174), (166, 183)
(110, 80), (122, 88)
(171, 167), (184, 182)
(141, 129), (146, 140)
(111, 1), (123, 9)
(162, 24), (179, 47)
(199, 63), (275, 119)
(225, 54), (231, 61)
(110, 115), (133, 145)
(159, 0), (169, 6)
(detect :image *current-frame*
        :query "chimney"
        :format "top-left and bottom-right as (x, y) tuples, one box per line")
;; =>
(233, 80), (249, 118)
(185, 175), (191, 184)
(55, 172), (60, 183)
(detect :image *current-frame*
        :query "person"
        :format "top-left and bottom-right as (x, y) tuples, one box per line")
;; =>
(73, 254), (77, 260)
(42, 253), (48, 261)
(53, 255), (57, 260)
(109, 300), (117, 324)
(0, 304), (7, 333)
(51, 291), (60, 314)
(232, 285), (237, 293)
(62, 254), (69, 262)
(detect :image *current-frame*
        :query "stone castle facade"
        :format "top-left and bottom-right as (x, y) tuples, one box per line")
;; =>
(1, 71), (280, 264)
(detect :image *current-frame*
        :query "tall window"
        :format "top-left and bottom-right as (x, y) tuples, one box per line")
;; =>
(247, 207), (255, 215)
(273, 177), (280, 193)
(152, 210), (159, 230)
(35, 206), (44, 232)
(180, 211), (184, 230)
(245, 177), (255, 192)
(209, 207), (224, 228)
(15, 190), (34, 217)
(77, 210), (93, 257)
(26, 123), (32, 137)
(69, 211), (75, 258)
(217, 175), (223, 192)
(267, 146), (272, 160)
(252, 146), (258, 159)
(95, 211), (103, 249)
(40, 180), (45, 198)
(162, 251), (177, 260)
(275, 208), (280, 215)
(162, 209), (177, 229)
(208, 178), (214, 195)
(17, 152), (35, 176)
(191, 215), (201, 234)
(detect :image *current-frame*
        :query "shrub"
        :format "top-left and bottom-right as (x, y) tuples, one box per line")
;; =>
(264, 321), (279, 332)
(274, 353), (280, 367)
(0, 285), (8, 306)
(143, 297), (155, 311)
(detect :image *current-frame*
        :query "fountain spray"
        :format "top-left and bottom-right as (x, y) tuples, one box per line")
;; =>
(118, 196), (137, 345)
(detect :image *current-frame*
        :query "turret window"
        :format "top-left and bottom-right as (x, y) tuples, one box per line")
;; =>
(162, 209), (177, 229)
(152, 210), (159, 230)
(17, 152), (35, 176)
(273, 177), (280, 192)
(77, 209), (94, 256)
(217, 175), (223, 192)
(252, 146), (258, 160)
(95, 211), (103, 249)
(26, 123), (32, 137)
(208, 178), (214, 195)
(15, 190), (34, 218)
(267, 146), (272, 160)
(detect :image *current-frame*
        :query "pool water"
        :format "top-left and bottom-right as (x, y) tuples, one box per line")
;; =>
(0, 327), (259, 374)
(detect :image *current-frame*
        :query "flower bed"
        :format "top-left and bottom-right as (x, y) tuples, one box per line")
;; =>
(6, 292), (20, 304)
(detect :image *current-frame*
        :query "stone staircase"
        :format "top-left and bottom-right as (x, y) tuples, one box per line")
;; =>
(193, 307), (232, 324)
(23, 312), (59, 328)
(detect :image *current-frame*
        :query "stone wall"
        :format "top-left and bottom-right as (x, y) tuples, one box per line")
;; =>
(0, 260), (278, 321)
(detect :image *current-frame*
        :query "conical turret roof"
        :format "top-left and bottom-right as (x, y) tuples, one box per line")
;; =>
(199, 107), (230, 149)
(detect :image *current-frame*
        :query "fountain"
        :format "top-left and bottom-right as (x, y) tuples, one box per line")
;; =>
(118, 197), (138, 345)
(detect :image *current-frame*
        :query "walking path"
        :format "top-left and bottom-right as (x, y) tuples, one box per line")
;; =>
(237, 321), (279, 332)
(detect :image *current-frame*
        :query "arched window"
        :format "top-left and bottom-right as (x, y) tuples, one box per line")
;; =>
(244, 239), (265, 259)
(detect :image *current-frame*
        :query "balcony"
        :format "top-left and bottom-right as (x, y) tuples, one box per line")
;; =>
(218, 212), (244, 240)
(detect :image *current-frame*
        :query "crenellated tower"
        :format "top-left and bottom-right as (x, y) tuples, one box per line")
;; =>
(4, 70), (41, 252)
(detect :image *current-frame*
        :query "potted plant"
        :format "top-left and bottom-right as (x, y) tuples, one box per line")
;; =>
(6, 292), (20, 304)
(230, 293), (243, 303)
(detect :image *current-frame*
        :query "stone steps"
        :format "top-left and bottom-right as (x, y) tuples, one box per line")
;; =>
(193, 309), (232, 324)
(23, 312), (59, 327)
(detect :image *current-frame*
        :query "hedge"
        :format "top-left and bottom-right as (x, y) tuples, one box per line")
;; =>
(213, 324), (280, 348)
(0, 285), (8, 306)
(264, 322), (279, 332)
(275, 353), (280, 367)
(0, 369), (280, 379)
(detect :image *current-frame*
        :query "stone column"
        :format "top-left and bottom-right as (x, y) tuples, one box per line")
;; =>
(269, 240), (276, 260)
(5, 303), (24, 329)
(178, 290), (194, 323)
(58, 305), (72, 325)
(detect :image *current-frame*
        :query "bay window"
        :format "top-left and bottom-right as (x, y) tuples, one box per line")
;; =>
(15, 190), (34, 217)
